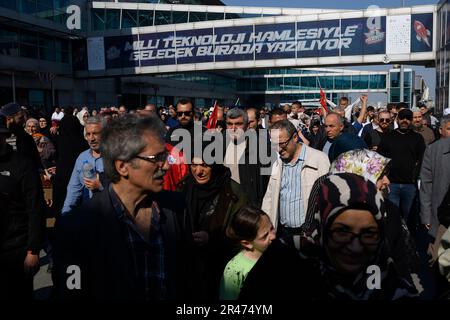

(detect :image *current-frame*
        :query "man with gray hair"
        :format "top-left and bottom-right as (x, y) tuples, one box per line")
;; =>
(53, 114), (193, 300)
(262, 120), (330, 236)
(420, 115), (450, 262)
(61, 116), (105, 214)
(224, 107), (271, 207)
(439, 115), (450, 139)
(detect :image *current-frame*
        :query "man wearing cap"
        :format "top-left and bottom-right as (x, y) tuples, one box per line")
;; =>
(0, 102), (42, 170)
(412, 107), (435, 145)
(378, 108), (426, 221)
(0, 117), (46, 300)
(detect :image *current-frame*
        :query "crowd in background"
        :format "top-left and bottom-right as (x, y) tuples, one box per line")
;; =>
(1, 95), (450, 301)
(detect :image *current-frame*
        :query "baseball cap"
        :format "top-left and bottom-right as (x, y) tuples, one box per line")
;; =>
(398, 108), (413, 120)
(0, 102), (21, 117)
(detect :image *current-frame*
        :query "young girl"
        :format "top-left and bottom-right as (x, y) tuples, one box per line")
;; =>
(219, 206), (276, 300)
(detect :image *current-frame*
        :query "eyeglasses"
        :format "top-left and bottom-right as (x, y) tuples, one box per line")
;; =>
(330, 228), (380, 246)
(135, 151), (169, 165)
(177, 111), (192, 117)
(277, 132), (296, 148)
(379, 118), (391, 123)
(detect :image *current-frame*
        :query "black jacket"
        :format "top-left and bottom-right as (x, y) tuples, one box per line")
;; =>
(53, 186), (195, 300)
(222, 131), (273, 208)
(15, 129), (42, 170)
(0, 143), (45, 254)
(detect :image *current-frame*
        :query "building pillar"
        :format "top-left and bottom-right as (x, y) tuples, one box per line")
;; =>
(12, 72), (16, 102)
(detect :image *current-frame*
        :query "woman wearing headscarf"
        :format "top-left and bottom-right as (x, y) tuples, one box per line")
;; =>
(177, 141), (248, 299)
(240, 173), (421, 300)
(76, 109), (89, 127)
(32, 133), (56, 169)
(51, 106), (88, 216)
(301, 149), (421, 288)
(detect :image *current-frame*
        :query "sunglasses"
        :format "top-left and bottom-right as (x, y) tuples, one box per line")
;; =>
(398, 115), (412, 120)
(177, 111), (192, 117)
(379, 118), (391, 123)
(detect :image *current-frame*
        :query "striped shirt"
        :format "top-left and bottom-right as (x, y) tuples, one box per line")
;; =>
(279, 145), (307, 228)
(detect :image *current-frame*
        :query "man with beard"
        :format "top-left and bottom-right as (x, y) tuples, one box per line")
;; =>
(0, 102), (42, 170)
(363, 110), (392, 151)
(378, 108), (426, 221)
(166, 99), (202, 147)
(0, 118), (46, 300)
(61, 116), (105, 214)
(53, 114), (193, 300)
(412, 107), (435, 145)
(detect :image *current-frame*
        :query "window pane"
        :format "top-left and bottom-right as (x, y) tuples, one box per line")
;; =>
(0, 0), (18, 10)
(283, 77), (299, 90)
(20, 31), (38, 45)
(390, 88), (400, 102)
(268, 77), (283, 91)
(91, 9), (105, 31)
(252, 78), (266, 91)
(20, 43), (38, 58)
(334, 76), (351, 90)
(206, 12), (223, 21)
(390, 71), (400, 88)
(352, 75), (369, 90)
(189, 11), (206, 22)
(21, 0), (37, 15)
(155, 11), (171, 25)
(318, 76), (333, 90)
(173, 11), (188, 24)
(300, 77), (317, 90)
(122, 10), (138, 28)
(139, 11), (153, 27)
(105, 10), (120, 29)
(0, 28), (19, 56)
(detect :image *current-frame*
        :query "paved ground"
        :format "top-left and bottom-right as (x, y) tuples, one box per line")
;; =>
(34, 250), (53, 300)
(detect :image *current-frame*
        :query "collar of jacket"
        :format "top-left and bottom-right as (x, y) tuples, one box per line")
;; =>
(275, 145), (318, 171)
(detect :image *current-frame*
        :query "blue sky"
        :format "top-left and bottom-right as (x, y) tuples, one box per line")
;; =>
(223, 0), (438, 104)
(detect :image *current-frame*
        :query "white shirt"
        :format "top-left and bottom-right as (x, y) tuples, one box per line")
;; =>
(224, 139), (246, 184)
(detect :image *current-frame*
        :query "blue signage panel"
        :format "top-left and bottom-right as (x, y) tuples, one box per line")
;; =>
(254, 23), (296, 60)
(340, 17), (386, 56)
(175, 28), (214, 64)
(411, 13), (433, 52)
(138, 31), (175, 67)
(100, 13), (433, 70)
(214, 26), (254, 62)
(296, 20), (341, 58)
(105, 35), (140, 69)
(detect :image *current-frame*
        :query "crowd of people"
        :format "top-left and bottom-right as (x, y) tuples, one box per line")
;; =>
(1, 95), (450, 301)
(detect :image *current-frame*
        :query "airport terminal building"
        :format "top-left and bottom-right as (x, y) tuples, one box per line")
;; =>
(0, 0), (444, 113)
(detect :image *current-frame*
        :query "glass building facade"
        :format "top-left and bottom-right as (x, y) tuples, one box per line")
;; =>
(388, 69), (414, 104)
(0, 24), (70, 63)
(436, 0), (450, 113)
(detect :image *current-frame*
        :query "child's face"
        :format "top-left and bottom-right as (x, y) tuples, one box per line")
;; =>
(251, 215), (276, 254)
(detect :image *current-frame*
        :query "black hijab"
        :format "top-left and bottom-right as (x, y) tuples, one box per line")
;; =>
(182, 164), (231, 231)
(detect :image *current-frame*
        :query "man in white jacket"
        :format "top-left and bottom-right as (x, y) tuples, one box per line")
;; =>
(262, 120), (330, 236)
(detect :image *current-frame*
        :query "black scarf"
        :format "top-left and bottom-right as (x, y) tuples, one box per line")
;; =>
(184, 165), (231, 231)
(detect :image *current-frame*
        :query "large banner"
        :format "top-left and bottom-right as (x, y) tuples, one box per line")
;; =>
(95, 13), (434, 71)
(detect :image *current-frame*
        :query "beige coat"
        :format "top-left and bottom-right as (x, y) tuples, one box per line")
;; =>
(262, 145), (330, 230)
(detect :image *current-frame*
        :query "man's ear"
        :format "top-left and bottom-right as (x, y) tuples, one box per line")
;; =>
(240, 240), (253, 251)
(115, 160), (129, 178)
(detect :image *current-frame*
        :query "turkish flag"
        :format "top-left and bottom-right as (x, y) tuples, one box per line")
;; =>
(206, 100), (219, 129)
(319, 87), (329, 114)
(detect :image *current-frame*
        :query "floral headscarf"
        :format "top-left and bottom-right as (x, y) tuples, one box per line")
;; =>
(330, 149), (391, 185)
